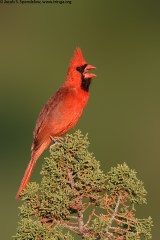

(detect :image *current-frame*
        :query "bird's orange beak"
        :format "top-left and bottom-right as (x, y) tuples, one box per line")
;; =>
(83, 64), (96, 79)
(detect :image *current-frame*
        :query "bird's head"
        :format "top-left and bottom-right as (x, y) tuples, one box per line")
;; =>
(65, 48), (96, 91)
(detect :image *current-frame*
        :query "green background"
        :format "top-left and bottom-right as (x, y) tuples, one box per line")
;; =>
(0, 0), (159, 238)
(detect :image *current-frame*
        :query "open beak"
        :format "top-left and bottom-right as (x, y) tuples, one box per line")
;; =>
(83, 64), (96, 79)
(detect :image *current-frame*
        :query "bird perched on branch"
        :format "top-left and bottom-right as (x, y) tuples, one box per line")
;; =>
(16, 48), (96, 200)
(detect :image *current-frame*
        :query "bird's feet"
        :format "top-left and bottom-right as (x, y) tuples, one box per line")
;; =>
(50, 136), (64, 146)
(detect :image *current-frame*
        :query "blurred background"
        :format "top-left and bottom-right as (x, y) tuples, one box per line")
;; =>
(0, 0), (160, 238)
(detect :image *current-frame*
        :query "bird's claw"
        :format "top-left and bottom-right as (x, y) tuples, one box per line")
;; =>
(50, 136), (64, 145)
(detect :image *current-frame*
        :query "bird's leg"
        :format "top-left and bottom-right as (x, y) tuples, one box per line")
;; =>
(50, 136), (64, 145)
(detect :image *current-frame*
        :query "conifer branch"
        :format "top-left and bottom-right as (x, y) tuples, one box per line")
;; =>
(14, 130), (153, 240)
(105, 194), (121, 232)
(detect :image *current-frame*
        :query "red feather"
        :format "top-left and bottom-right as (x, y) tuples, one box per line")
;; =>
(16, 48), (96, 199)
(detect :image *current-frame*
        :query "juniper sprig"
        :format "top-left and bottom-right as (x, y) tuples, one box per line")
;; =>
(14, 130), (153, 240)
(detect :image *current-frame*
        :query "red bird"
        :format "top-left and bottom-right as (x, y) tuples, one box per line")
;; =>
(16, 48), (96, 199)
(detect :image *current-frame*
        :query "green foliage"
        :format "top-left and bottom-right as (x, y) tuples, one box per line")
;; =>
(14, 130), (153, 239)
(106, 163), (147, 204)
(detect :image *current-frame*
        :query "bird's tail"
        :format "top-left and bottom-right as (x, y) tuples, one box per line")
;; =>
(16, 138), (51, 200)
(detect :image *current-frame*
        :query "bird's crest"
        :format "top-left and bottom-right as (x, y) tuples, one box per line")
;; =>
(69, 48), (87, 67)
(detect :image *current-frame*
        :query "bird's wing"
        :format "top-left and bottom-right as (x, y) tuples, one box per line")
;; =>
(31, 87), (79, 151)
(32, 88), (65, 150)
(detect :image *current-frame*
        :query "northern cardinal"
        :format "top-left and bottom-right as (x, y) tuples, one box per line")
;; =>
(16, 48), (96, 200)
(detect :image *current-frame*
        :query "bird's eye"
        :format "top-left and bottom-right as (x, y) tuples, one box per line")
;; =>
(76, 66), (83, 73)
(76, 64), (88, 73)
